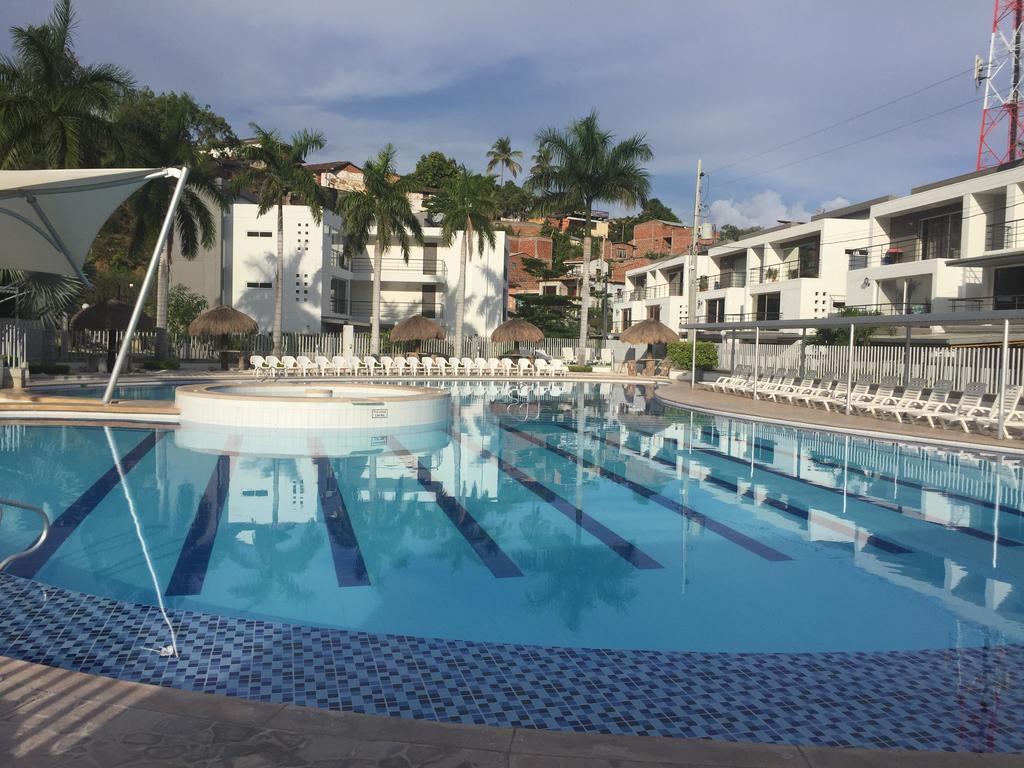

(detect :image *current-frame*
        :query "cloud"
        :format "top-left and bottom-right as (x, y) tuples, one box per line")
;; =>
(708, 192), (851, 228)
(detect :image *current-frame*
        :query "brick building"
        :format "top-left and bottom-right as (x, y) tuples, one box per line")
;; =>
(507, 233), (554, 311)
(632, 220), (715, 258)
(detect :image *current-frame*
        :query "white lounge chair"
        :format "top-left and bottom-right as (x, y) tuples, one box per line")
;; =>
(971, 386), (1024, 438)
(861, 378), (927, 418)
(407, 356), (423, 376)
(500, 358), (518, 376)
(447, 357), (463, 375)
(380, 356), (396, 375)
(279, 355), (301, 376)
(296, 355), (319, 376)
(421, 357), (437, 376)
(393, 356), (408, 375)
(460, 357), (478, 376)
(314, 355), (336, 376)
(518, 357), (535, 376)
(929, 383), (994, 432)
(486, 357), (502, 375)
(896, 380), (954, 423)
(548, 359), (569, 376)
(849, 376), (900, 414)
(250, 354), (273, 379)
(363, 356), (383, 375)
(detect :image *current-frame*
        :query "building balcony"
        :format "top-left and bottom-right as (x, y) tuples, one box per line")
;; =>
(619, 283), (685, 302)
(748, 257), (819, 285)
(348, 255), (448, 281)
(950, 294), (1024, 312)
(985, 218), (1024, 252)
(698, 271), (745, 291)
(847, 236), (960, 270)
(832, 301), (933, 317)
(328, 299), (445, 323)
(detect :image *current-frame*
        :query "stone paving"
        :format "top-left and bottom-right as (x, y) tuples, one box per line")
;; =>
(1, 657), (1021, 767)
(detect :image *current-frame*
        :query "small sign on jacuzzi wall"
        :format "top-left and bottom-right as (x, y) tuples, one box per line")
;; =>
(371, 408), (388, 419)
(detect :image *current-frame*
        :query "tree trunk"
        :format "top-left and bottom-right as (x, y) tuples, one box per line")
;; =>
(370, 237), (384, 355)
(155, 228), (173, 359)
(453, 221), (470, 357)
(577, 206), (593, 366)
(273, 202), (284, 355)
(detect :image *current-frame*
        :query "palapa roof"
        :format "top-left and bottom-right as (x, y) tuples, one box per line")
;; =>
(71, 298), (155, 332)
(619, 318), (678, 345)
(491, 318), (544, 343)
(390, 314), (445, 342)
(188, 305), (258, 336)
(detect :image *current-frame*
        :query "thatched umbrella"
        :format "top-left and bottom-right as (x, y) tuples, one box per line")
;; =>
(620, 318), (678, 374)
(189, 305), (259, 369)
(491, 318), (544, 355)
(72, 299), (155, 372)
(390, 314), (445, 353)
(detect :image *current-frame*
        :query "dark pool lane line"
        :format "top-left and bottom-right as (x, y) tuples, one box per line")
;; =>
(582, 420), (1021, 549)
(313, 456), (371, 587)
(165, 455), (231, 596)
(499, 424), (792, 563)
(453, 429), (661, 570)
(388, 437), (523, 579)
(567, 425), (911, 556)
(7, 430), (165, 580)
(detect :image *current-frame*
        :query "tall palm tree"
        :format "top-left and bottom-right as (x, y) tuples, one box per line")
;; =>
(486, 136), (523, 185)
(0, 0), (133, 169)
(529, 146), (552, 178)
(527, 111), (652, 364)
(231, 124), (327, 354)
(124, 94), (227, 358)
(338, 144), (423, 355)
(426, 168), (498, 355)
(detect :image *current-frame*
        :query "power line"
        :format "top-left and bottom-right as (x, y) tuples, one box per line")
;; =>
(710, 62), (995, 176)
(714, 96), (985, 189)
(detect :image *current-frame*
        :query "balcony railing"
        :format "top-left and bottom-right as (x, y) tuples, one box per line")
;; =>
(349, 255), (448, 277)
(719, 311), (783, 322)
(698, 271), (746, 291)
(831, 302), (932, 317)
(985, 218), (1024, 251)
(748, 257), (819, 285)
(846, 235), (960, 269)
(347, 300), (445, 320)
(621, 283), (685, 301)
(950, 294), (1024, 312)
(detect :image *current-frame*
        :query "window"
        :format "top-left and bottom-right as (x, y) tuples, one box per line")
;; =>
(755, 293), (780, 321)
(422, 284), (438, 318)
(246, 281), (272, 289)
(620, 308), (632, 330)
(647, 305), (661, 321)
(423, 244), (438, 275)
(329, 278), (348, 314)
(543, 285), (557, 295)
(246, 231), (272, 238)
(706, 298), (725, 323)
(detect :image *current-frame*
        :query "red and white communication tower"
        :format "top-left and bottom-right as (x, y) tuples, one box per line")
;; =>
(977, 0), (1024, 169)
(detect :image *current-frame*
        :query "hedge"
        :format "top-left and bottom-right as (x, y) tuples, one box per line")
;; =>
(666, 340), (718, 371)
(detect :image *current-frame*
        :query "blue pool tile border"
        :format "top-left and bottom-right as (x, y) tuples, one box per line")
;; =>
(0, 573), (1021, 754)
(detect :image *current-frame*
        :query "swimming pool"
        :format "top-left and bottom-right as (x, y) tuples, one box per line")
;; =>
(1, 380), (1022, 750)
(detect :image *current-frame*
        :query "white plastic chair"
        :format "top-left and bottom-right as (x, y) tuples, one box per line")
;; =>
(460, 357), (478, 376)
(364, 356), (383, 375)
(296, 355), (319, 376)
(518, 357), (535, 376)
(379, 356), (395, 375)
(250, 354), (272, 379)
(393, 356), (408, 375)
(280, 355), (301, 376)
(486, 357), (502, 376)
(500, 358), (518, 376)
(448, 357), (464, 375)
(407, 357), (423, 376)
(422, 357), (436, 376)
(548, 359), (569, 377)
(535, 359), (551, 376)
(315, 355), (336, 376)
(330, 355), (351, 376)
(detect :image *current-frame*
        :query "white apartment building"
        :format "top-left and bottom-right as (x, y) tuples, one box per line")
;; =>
(611, 162), (1024, 333)
(175, 199), (508, 336)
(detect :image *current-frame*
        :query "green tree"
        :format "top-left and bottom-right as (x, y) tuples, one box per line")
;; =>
(410, 150), (459, 189)
(717, 223), (762, 243)
(529, 146), (552, 177)
(495, 181), (534, 220)
(486, 136), (523, 185)
(639, 197), (679, 222)
(426, 168), (497, 355)
(231, 124), (327, 354)
(338, 144), (423, 355)
(167, 284), (208, 339)
(810, 308), (880, 346)
(0, 0), (133, 169)
(514, 294), (578, 338)
(0, 269), (81, 326)
(121, 90), (231, 357)
(528, 111), (652, 362)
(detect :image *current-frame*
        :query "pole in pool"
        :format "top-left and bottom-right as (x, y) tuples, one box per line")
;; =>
(845, 323), (854, 415)
(998, 318), (1010, 439)
(102, 167), (189, 404)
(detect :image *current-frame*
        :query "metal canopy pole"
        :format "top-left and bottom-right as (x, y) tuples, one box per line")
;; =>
(690, 331), (697, 390)
(752, 326), (761, 400)
(903, 326), (912, 385)
(799, 327), (807, 378)
(998, 318), (1010, 439)
(102, 168), (188, 405)
(845, 323), (855, 415)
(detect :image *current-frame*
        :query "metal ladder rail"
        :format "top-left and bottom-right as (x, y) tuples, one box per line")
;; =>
(0, 497), (50, 572)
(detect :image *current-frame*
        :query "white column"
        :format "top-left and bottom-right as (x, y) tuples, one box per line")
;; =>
(752, 326), (761, 400)
(998, 318), (1010, 439)
(845, 323), (855, 415)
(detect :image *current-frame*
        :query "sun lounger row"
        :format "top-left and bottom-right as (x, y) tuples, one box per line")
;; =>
(703, 367), (1024, 439)
(249, 354), (571, 378)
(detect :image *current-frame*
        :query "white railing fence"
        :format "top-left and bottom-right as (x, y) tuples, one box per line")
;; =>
(715, 340), (1023, 392)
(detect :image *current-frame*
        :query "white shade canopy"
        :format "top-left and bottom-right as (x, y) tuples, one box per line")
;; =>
(0, 167), (178, 283)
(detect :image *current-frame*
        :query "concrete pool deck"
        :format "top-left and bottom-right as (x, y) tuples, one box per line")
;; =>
(655, 382), (1024, 455)
(0, 656), (1019, 767)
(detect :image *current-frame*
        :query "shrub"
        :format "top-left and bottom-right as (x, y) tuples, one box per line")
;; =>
(142, 358), (181, 371)
(28, 363), (71, 376)
(666, 340), (718, 371)
(568, 364), (592, 373)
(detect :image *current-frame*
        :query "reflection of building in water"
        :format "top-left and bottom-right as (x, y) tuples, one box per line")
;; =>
(0, 424), (24, 453)
(230, 456), (317, 526)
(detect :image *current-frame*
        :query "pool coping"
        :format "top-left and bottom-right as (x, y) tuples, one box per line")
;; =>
(2, 655), (1020, 767)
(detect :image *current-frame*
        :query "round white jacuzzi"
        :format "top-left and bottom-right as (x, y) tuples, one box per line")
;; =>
(175, 382), (450, 431)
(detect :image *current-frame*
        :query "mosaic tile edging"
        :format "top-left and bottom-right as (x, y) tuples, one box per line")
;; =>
(0, 573), (1021, 754)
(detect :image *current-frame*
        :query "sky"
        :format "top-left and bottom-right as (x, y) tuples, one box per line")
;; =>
(0, 0), (994, 229)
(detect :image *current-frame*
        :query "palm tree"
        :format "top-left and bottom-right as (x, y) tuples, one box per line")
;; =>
(527, 111), (652, 364)
(529, 146), (552, 177)
(426, 168), (497, 356)
(0, 0), (133, 169)
(338, 144), (423, 355)
(486, 137), (523, 185)
(124, 94), (226, 358)
(231, 124), (327, 355)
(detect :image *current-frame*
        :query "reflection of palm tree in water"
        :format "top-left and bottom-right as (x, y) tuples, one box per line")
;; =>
(515, 510), (637, 633)
(224, 522), (323, 610)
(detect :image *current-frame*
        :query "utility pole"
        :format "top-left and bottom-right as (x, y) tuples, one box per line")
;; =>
(687, 159), (704, 345)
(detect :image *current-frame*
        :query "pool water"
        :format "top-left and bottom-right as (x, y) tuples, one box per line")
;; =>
(1, 381), (1022, 654)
